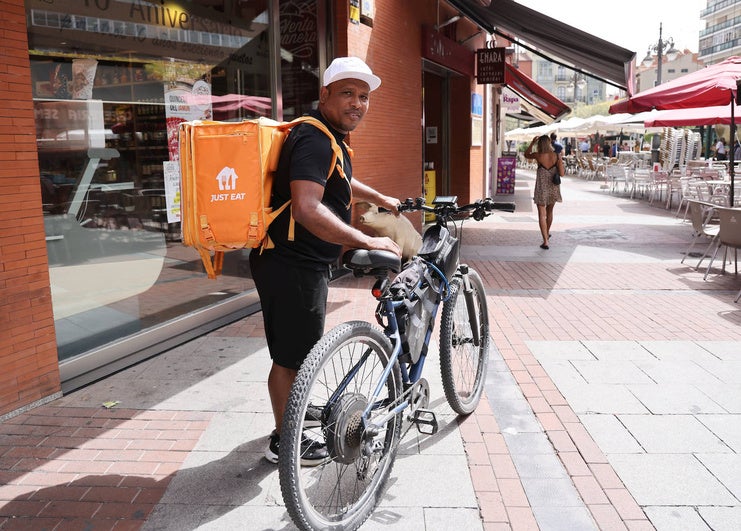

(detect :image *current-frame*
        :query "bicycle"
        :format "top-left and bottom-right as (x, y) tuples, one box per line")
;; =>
(278, 195), (515, 531)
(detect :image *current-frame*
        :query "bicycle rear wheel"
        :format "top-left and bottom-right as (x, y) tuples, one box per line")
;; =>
(279, 321), (402, 531)
(439, 268), (490, 415)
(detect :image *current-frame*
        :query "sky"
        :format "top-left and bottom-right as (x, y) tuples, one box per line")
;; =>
(517, 0), (707, 61)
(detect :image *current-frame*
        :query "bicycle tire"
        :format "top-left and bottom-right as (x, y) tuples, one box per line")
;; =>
(279, 321), (402, 531)
(439, 268), (490, 415)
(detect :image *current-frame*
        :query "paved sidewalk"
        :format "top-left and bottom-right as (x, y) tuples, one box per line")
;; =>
(1, 168), (740, 530)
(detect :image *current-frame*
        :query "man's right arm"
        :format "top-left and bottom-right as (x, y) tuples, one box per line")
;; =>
(290, 180), (401, 256)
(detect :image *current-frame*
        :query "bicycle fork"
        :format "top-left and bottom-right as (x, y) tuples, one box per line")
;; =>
(459, 265), (481, 347)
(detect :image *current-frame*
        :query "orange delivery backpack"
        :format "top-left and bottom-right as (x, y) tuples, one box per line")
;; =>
(178, 116), (344, 279)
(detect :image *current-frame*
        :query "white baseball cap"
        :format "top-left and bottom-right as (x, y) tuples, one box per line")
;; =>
(323, 56), (381, 92)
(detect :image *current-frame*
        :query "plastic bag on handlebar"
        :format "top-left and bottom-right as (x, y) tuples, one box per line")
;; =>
(418, 224), (459, 279)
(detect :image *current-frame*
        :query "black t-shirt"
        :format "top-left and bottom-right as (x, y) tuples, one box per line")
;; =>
(266, 109), (353, 268)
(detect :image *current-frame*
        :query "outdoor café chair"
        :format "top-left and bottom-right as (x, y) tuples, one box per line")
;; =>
(682, 200), (720, 270)
(703, 206), (741, 281)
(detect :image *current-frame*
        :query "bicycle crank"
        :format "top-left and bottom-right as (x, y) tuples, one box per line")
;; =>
(409, 378), (430, 415)
(408, 378), (438, 435)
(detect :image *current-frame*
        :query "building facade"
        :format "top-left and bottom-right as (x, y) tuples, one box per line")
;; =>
(1, 0), (491, 417)
(699, 0), (741, 65)
(636, 50), (704, 92)
(532, 56), (606, 108)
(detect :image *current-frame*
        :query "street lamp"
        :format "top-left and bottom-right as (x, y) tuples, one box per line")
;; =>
(642, 22), (680, 85)
(568, 72), (587, 104)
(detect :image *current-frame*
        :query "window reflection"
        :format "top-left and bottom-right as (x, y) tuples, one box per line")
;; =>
(27, 0), (321, 361)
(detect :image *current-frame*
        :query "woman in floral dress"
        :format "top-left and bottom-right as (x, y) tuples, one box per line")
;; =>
(524, 135), (563, 249)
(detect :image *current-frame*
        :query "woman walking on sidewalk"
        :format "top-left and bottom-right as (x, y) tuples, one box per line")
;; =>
(524, 135), (563, 249)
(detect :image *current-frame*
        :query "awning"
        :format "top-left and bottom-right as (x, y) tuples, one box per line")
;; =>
(505, 63), (570, 122)
(447, 0), (636, 93)
(643, 105), (741, 127)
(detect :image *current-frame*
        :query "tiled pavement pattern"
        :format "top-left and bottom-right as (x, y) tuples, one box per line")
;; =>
(0, 407), (211, 529)
(1, 167), (740, 530)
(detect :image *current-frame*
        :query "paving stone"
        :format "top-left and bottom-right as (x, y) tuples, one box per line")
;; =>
(571, 359), (654, 385)
(697, 506), (741, 531)
(511, 452), (569, 479)
(634, 359), (724, 386)
(538, 360), (589, 388)
(422, 507), (483, 531)
(643, 506), (711, 531)
(520, 478), (584, 507)
(627, 384), (727, 414)
(608, 454), (738, 506)
(579, 414), (643, 454)
(694, 382), (741, 413)
(379, 454), (478, 508)
(366, 507), (426, 531)
(531, 506), (597, 531)
(503, 432), (555, 455)
(487, 397), (543, 433)
(638, 341), (722, 363)
(581, 341), (655, 362)
(694, 453), (741, 499)
(617, 414), (731, 453)
(527, 341), (596, 361)
(696, 414), (741, 452)
(192, 411), (258, 452)
(560, 383), (650, 414)
(694, 358), (741, 384)
(157, 449), (276, 506)
(694, 340), (740, 361)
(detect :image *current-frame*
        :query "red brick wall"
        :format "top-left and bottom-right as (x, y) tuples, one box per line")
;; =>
(337, 0), (485, 208)
(0, 1), (61, 417)
(343, 0), (425, 204)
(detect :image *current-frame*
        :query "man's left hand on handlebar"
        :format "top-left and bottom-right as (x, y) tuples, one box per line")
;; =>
(375, 194), (401, 215)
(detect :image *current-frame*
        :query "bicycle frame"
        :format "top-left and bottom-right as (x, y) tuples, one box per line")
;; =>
(279, 196), (515, 531)
(331, 196), (515, 436)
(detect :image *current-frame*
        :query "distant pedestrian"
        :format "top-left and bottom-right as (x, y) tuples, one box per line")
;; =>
(550, 133), (563, 156)
(716, 137), (727, 160)
(524, 135), (563, 250)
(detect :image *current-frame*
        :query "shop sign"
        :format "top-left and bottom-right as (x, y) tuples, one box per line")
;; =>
(476, 47), (505, 85)
(502, 88), (521, 113)
(26, 0), (260, 64)
(421, 25), (474, 77)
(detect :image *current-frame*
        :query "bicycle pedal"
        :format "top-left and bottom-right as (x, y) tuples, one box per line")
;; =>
(411, 408), (438, 435)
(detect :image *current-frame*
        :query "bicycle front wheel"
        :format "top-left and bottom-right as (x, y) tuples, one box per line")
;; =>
(440, 268), (490, 415)
(279, 321), (402, 531)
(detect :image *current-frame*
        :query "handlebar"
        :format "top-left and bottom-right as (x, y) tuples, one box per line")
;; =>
(397, 197), (515, 221)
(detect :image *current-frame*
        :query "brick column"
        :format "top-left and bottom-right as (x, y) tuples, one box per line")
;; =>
(0, 1), (61, 418)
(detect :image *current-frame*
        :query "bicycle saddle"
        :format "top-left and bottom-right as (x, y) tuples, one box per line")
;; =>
(342, 249), (401, 276)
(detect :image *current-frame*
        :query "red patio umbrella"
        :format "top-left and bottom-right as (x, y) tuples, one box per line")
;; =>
(610, 56), (741, 204)
(644, 105), (741, 127)
(643, 105), (741, 127)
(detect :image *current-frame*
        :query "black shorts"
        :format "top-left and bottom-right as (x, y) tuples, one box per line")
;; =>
(249, 251), (329, 370)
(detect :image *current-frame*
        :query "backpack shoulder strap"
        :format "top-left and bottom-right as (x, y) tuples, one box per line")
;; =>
(281, 116), (344, 181)
(263, 116), (349, 249)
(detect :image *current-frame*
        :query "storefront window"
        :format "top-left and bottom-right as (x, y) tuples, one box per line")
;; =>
(26, 0), (323, 361)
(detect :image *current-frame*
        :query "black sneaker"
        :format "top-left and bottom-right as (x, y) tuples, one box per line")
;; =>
(299, 433), (330, 467)
(304, 404), (323, 428)
(264, 430), (330, 467)
(265, 430), (280, 464)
